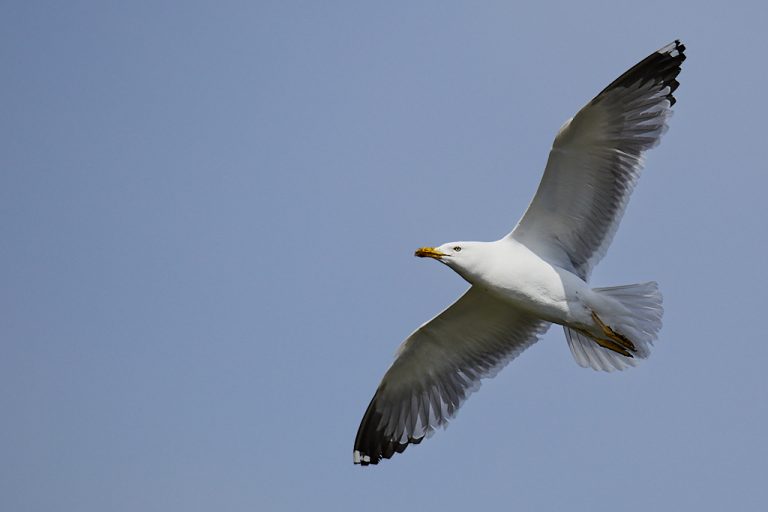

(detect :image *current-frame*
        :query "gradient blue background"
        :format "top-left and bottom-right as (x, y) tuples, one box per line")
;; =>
(3, 1), (767, 510)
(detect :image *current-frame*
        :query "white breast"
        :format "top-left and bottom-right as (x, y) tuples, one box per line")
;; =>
(465, 239), (591, 325)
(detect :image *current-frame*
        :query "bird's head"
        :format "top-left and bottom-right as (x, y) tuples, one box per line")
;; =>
(414, 241), (488, 282)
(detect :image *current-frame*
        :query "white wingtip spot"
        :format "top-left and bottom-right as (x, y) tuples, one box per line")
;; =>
(657, 40), (685, 59)
(353, 451), (370, 464)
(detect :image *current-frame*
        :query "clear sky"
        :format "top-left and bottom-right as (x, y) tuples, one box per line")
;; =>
(3, 1), (767, 511)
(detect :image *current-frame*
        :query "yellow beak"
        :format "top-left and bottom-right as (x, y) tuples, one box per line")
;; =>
(414, 247), (447, 260)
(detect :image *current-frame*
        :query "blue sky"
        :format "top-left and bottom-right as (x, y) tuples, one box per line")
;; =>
(3, 1), (768, 511)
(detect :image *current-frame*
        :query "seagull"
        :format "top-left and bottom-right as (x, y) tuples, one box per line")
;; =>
(354, 41), (685, 465)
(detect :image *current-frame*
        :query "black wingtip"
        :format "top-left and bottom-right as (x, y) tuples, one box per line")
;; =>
(596, 39), (686, 106)
(656, 39), (686, 105)
(353, 392), (424, 466)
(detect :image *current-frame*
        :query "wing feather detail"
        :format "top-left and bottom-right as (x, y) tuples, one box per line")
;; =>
(353, 286), (549, 465)
(510, 41), (685, 278)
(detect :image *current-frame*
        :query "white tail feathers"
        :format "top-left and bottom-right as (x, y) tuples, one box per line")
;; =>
(565, 282), (663, 372)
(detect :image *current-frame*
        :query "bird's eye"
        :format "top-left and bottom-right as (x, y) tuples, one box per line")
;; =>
(453, 246), (462, 252)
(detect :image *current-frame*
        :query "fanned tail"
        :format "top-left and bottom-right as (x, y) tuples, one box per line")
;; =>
(565, 282), (663, 372)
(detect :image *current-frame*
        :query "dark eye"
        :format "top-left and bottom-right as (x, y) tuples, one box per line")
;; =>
(453, 246), (462, 252)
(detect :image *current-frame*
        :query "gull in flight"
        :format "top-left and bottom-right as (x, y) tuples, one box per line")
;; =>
(354, 41), (686, 465)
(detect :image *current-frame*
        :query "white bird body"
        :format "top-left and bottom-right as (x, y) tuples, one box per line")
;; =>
(442, 239), (583, 325)
(354, 41), (685, 465)
(435, 238), (626, 340)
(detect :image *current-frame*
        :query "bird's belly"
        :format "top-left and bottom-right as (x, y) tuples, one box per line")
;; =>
(476, 256), (589, 325)
(487, 274), (569, 322)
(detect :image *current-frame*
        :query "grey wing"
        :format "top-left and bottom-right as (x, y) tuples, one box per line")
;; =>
(510, 41), (686, 279)
(353, 286), (549, 465)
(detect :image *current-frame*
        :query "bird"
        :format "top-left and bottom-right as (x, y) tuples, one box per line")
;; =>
(353, 41), (685, 465)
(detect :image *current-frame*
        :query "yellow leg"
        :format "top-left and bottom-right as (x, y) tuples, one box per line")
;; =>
(572, 325), (634, 358)
(591, 311), (637, 353)
(593, 337), (634, 358)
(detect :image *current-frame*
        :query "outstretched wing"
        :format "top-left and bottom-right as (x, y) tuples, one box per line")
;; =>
(510, 41), (686, 278)
(353, 286), (549, 465)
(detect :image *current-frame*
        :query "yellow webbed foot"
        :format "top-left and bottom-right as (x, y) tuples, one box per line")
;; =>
(590, 311), (637, 354)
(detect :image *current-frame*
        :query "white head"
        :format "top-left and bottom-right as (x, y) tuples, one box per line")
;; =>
(414, 241), (490, 283)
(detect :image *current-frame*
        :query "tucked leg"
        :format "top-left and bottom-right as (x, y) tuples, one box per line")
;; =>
(591, 311), (637, 353)
(570, 325), (635, 358)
